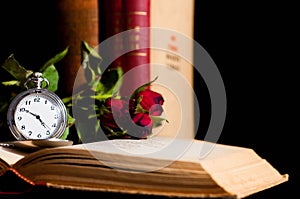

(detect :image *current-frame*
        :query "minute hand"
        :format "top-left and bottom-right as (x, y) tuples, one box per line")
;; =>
(38, 117), (51, 130)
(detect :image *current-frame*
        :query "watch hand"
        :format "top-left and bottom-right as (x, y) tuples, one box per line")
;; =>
(25, 110), (51, 130)
(25, 110), (39, 117)
(39, 120), (51, 130)
(36, 116), (51, 130)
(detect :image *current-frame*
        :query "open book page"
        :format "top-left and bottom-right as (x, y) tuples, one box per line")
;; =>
(67, 136), (253, 163)
(198, 143), (289, 198)
(63, 136), (197, 172)
(0, 136), (240, 167)
(0, 146), (27, 165)
(68, 136), (199, 162)
(65, 136), (288, 198)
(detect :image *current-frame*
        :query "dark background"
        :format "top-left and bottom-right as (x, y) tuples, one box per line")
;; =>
(0, 0), (298, 198)
(194, 1), (298, 198)
(0, 1), (58, 71)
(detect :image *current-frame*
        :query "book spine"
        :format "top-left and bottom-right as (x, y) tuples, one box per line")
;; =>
(120, 0), (151, 97)
(102, 0), (124, 69)
(54, 0), (99, 96)
(149, 0), (195, 138)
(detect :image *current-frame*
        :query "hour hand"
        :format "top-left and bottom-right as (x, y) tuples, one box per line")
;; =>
(25, 110), (39, 117)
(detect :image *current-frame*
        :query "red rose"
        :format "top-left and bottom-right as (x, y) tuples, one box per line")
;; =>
(100, 98), (130, 132)
(100, 98), (154, 139)
(132, 112), (152, 126)
(134, 89), (164, 116)
(130, 113), (153, 138)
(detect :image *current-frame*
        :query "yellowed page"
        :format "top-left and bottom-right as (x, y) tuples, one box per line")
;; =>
(0, 147), (27, 165)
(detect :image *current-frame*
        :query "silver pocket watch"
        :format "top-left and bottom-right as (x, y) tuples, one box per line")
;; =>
(7, 72), (68, 140)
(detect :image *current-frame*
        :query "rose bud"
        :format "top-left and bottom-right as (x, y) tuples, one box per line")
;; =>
(135, 89), (164, 116)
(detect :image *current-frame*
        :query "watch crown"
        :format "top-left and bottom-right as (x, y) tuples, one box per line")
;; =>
(33, 72), (43, 78)
(24, 72), (49, 89)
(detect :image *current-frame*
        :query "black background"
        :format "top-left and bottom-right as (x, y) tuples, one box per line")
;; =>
(194, 1), (298, 198)
(0, 0), (298, 198)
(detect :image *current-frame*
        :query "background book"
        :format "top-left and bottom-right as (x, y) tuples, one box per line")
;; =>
(149, 0), (195, 139)
(121, 0), (151, 97)
(100, 0), (124, 71)
(54, 0), (99, 97)
(100, 0), (195, 139)
(99, 0), (150, 97)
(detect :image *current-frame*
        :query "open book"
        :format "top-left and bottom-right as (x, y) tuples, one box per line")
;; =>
(0, 136), (288, 198)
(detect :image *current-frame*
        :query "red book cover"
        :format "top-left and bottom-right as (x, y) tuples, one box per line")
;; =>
(103, 0), (124, 68)
(120, 0), (151, 97)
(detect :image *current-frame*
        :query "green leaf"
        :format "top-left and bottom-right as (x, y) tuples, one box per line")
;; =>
(81, 41), (102, 65)
(151, 116), (168, 128)
(60, 128), (69, 140)
(41, 65), (59, 92)
(40, 47), (69, 72)
(67, 113), (76, 127)
(81, 41), (103, 83)
(1, 54), (33, 85)
(91, 94), (113, 101)
(62, 96), (73, 104)
(103, 125), (127, 138)
(1, 80), (20, 87)
(130, 76), (158, 99)
(97, 67), (123, 95)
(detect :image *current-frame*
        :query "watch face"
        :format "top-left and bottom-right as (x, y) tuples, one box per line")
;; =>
(7, 89), (67, 140)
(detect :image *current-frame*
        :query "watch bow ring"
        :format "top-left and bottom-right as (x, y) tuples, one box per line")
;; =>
(7, 72), (68, 140)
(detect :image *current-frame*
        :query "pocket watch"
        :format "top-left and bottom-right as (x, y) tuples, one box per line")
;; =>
(7, 72), (68, 140)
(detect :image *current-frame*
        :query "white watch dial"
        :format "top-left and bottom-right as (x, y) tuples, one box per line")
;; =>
(7, 89), (67, 140)
(14, 94), (61, 139)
